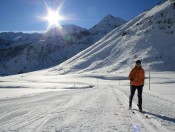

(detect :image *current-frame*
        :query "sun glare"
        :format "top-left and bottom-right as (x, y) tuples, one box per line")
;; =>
(39, 0), (67, 31)
(44, 8), (64, 29)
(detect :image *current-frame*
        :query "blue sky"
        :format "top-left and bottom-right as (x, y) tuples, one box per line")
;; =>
(0, 0), (162, 32)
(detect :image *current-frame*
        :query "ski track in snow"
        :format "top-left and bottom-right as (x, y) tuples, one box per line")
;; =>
(117, 86), (175, 132)
(0, 85), (143, 132)
(0, 82), (174, 132)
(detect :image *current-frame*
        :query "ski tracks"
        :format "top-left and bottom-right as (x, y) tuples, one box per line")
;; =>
(112, 85), (171, 132)
(0, 85), (142, 131)
(0, 84), (172, 131)
(0, 90), (83, 131)
(53, 86), (145, 132)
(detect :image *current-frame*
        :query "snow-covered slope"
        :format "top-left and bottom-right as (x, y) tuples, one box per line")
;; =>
(0, 15), (126, 75)
(0, 32), (42, 74)
(0, 38), (11, 49)
(0, 32), (42, 48)
(0, 2), (175, 131)
(53, 1), (175, 74)
(0, 25), (87, 75)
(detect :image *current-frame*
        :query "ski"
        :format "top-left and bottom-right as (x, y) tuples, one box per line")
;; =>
(136, 104), (149, 119)
(136, 110), (150, 119)
(129, 109), (150, 119)
(140, 112), (149, 119)
(128, 108), (135, 114)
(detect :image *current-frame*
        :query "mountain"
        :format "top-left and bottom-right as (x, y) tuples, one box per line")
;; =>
(0, 32), (42, 48)
(0, 15), (126, 75)
(0, 38), (11, 49)
(53, 0), (175, 74)
(89, 15), (127, 43)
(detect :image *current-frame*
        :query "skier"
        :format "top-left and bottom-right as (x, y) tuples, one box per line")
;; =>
(128, 60), (145, 112)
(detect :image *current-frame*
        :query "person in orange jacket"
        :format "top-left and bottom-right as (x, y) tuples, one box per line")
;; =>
(128, 60), (145, 112)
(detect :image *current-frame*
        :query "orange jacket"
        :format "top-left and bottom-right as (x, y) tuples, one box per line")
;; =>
(128, 66), (145, 86)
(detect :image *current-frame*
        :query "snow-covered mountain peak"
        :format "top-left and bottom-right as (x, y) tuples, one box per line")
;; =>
(88, 15), (126, 43)
(90, 15), (126, 31)
(53, 0), (175, 74)
(102, 14), (126, 25)
(0, 14), (126, 75)
(102, 14), (115, 21)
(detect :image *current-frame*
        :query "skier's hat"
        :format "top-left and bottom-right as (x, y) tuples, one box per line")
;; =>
(136, 60), (141, 64)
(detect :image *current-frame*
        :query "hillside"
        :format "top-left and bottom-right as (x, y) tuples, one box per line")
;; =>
(53, 0), (175, 74)
(0, 15), (126, 75)
(0, 1), (175, 131)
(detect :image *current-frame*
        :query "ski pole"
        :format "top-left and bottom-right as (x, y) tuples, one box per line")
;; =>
(149, 66), (150, 90)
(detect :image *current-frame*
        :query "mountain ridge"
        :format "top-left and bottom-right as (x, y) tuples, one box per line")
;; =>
(0, 15), (126, 75)
(52, 0), (175, 74)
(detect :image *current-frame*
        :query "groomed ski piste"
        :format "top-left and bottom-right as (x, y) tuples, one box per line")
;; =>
(0, 71), (175, 132)
(0, 0), (175, 132)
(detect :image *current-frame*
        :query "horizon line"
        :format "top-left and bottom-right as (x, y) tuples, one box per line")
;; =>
(0, 30), (46, 34)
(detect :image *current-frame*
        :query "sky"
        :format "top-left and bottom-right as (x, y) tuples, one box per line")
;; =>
(0, 0), (163, 32)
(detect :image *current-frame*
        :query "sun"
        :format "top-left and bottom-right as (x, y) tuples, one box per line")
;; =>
(44, 7), (64, 29)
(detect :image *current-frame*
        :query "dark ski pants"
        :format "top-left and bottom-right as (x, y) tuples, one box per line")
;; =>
(129, 85), (143, 109)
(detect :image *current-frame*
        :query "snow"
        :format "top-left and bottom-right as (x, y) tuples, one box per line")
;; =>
(0, 71), (175, 131)
(0, 32), (41, 48)
(53, 0), (175, 74)
(0, 15), (126, 76)
(0, 88), (66, 99)
(0, 1), (175, 131)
